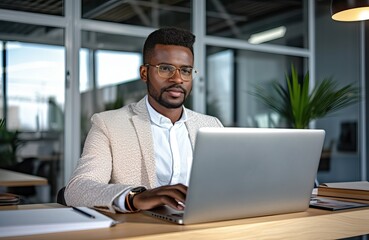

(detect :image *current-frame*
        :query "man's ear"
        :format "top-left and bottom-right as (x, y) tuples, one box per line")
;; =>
(140, 65), (148, 83)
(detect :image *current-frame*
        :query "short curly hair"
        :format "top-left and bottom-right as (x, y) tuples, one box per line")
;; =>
(143, 27), (195, 63)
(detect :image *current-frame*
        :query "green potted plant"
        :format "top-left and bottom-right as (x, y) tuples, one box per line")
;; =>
(0, 119), (24, 167)
(251, 65), (360, 129)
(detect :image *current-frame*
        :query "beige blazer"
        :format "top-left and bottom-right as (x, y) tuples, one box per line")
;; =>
(65, 97), (223, 213)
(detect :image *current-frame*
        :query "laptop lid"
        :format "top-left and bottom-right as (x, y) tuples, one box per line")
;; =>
(145, 127), (325, 225)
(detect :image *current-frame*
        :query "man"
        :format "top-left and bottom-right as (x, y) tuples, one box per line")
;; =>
(65, 27), (223, 213)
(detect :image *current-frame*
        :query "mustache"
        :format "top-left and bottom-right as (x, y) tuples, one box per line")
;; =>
(161, 84), (187, 95)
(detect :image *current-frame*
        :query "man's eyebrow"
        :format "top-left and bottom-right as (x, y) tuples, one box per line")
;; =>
(159, 63), (193, 68)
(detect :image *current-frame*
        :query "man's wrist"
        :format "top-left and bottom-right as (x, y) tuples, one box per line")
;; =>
(125, 186), (147, 212)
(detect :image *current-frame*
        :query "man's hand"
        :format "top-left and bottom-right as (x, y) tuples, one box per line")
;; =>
(132, 183), (187, 211)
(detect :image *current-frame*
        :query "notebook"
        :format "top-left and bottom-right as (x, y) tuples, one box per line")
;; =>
(144, 127), (325, 224)
(0, 207), (116, 237)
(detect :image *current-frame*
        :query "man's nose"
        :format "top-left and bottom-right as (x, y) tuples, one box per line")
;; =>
(170, 69), (183, 83)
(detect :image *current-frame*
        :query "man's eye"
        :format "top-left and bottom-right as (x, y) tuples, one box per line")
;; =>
(159, 65), (174, 72)
(181, 68), (192, 75)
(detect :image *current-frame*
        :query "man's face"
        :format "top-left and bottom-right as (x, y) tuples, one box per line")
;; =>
(140, 44), (193, 110)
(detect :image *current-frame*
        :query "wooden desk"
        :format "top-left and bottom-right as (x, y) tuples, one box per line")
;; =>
(1, 203), (369, 239)
(0, 168), (48, 187)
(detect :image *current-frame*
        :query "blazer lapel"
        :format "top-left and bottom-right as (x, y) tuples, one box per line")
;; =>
(131, 98), (156, 188)
(185, 111), (198, 149)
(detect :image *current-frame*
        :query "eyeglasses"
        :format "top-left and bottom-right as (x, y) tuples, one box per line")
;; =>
(145, 64), (198, 81)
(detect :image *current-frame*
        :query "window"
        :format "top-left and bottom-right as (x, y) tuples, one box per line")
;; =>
(80, 31), (146, 144)
(82, 0), (192, 30)
(6, 42), (64, 131)
(206, 0), (307, 48)
(0, 0), (64, 16)
(96, 50), (141, 88)
(206, 46), (307, 128)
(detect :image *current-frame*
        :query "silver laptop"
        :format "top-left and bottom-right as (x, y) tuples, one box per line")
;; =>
(144, 127), (325, 224)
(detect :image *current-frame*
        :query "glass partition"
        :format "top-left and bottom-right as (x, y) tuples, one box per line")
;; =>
(206, 46), (307, 127)
(0, 20), (65, 203)
(315, 1), (362, 182)
(7, 42), (64, 131)
(80, 31), (146, 145)
(0, 0), (64, 16)
(206, 0), (308, 48)
(82, 0), (192, 30)
(0, 42), (3, 119)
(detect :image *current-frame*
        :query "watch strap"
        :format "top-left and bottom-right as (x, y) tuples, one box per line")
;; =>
(125, 193), (137, 212)
(125, 187), (147, 212)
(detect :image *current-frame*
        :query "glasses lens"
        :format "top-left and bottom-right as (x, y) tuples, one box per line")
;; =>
(180, 67), (193, 80)
(155, 64), (196, 81)
(158, 64), (175, 78)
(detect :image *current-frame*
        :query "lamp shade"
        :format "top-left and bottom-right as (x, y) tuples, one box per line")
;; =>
(331, 0), (369, 21)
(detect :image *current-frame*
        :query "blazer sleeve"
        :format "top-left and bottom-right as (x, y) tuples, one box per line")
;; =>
(64, 113), (131, 213)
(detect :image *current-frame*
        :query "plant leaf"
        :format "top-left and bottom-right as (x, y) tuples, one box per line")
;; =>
(250, 64), (359, 129)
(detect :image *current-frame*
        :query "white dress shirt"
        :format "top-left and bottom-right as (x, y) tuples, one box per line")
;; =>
(114, 96), (193, 211)
(146, 97), (193, 187)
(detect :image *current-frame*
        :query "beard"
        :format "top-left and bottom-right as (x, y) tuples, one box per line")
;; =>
(146, 75), (191, 109)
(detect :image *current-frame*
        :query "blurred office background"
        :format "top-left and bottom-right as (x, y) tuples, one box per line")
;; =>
(0, 0), (367, 203)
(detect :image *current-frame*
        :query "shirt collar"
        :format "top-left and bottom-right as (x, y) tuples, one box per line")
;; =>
(145, 95), (188, 128)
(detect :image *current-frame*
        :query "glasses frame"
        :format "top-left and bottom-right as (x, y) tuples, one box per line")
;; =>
(145, 63), (197, 81)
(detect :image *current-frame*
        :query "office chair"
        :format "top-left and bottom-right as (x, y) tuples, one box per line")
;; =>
(56, 186), (67, 206)
(7, 158), (38, 200)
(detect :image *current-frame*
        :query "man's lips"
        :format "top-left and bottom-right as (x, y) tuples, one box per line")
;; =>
(164, 87), (185, 98)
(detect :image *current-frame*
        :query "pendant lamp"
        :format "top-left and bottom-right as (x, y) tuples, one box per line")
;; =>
(331, 0), (369, 21)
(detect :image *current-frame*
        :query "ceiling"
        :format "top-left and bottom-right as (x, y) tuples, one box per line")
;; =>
(0, 0), (329, 48)
(0, 0), (303, 35)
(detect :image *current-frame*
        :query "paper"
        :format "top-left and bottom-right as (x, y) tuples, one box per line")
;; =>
(321, 181), (369, 190)
(0, 193), (20, 206)
(0, 207), (117, 237)
(318, 181), (369, 201)
(310, 197), (369, 211)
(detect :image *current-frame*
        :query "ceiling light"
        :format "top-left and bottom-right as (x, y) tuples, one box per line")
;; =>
(331, 0), (369, 21)
(248, 26), (286, 45)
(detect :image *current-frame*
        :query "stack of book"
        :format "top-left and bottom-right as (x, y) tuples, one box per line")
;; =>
(0, 193), (20, 206)
(317, 181), (369, 200)
(309, 181), (369, 211)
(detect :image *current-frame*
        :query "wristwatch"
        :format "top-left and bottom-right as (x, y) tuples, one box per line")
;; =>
(125, 186), (147, 212)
